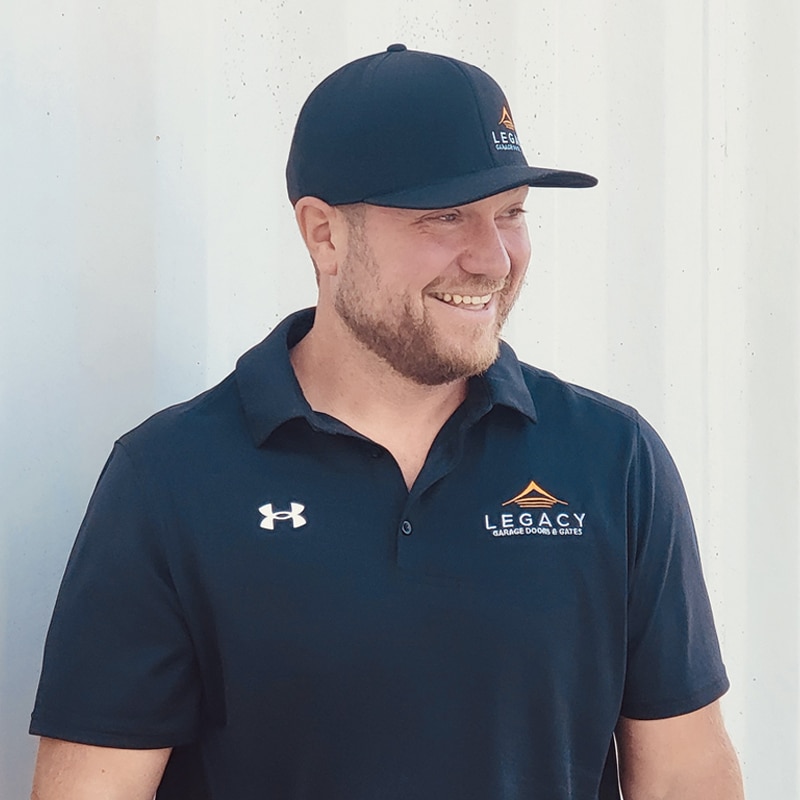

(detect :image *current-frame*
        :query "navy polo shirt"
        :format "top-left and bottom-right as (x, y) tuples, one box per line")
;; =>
(31, 308), (728, 800)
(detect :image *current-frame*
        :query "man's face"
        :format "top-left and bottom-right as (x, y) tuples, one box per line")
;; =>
(332, 186), (531, 385)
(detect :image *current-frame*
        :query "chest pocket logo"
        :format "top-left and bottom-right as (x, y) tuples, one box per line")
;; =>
(502, 480), (566, 509)
(485, 480), (586, 537)
(259, 502), (307, 530)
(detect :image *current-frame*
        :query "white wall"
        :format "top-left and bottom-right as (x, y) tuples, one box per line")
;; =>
(2, 1), (798, 797)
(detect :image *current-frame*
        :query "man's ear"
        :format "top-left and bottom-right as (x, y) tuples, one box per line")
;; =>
(294, 197), (349, 277)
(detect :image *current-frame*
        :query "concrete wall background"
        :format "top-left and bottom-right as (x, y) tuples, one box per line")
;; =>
(2, 1), (798, 797)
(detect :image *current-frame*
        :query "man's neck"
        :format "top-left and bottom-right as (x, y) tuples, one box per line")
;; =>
(289, 313), (468, 489)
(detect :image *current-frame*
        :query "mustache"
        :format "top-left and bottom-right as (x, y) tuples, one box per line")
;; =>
(425, 277), (509, 294)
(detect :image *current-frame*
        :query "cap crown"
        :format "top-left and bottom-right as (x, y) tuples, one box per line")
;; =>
(286, 45), (596, 208)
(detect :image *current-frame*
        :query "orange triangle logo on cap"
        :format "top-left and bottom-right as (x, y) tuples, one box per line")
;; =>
(498, 106), (516, 131)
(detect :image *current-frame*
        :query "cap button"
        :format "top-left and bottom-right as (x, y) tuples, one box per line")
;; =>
(386, 43), (407, 52)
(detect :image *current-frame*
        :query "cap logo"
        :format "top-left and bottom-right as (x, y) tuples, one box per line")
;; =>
(491, 105), (522, 153)
(498, 106), (516, 131)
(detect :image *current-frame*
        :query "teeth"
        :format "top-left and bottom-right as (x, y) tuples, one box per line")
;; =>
(432, 291), (493, 307)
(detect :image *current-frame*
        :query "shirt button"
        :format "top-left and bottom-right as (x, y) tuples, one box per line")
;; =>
(400, 520), (413, 536)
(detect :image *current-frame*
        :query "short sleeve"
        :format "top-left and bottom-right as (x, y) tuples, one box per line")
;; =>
(620, 416), (729, 720)
(30, 442), (201, 747)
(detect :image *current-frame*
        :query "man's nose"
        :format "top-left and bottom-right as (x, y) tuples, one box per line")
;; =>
(458, 219), (513, 279)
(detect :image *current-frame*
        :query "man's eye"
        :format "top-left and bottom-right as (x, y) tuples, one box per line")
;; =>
(506, 207), (527, 218)
(436, 213), (460, 222)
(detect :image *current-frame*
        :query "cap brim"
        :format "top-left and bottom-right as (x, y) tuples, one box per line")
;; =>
(361, 164), (597, 209)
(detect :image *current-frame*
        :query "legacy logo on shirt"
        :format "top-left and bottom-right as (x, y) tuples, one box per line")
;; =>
(484, 480), (586, 537)
(502, 480), (566, 509)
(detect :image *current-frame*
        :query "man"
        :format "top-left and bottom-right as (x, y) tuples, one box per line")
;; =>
(30, 45), (744, 799)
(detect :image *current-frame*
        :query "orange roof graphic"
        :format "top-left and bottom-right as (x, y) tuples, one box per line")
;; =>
(498, 106), (516, 131)
(502, 480), (567, 509)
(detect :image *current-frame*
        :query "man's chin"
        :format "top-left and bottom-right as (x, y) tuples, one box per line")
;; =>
(393, 341), (501, 386)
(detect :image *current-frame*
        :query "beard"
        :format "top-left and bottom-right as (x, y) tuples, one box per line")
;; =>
(333, 228), (520, 386)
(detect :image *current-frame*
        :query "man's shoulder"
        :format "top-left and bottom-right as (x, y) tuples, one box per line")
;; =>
(513, 360), (678, 475)
(517, 360), (640, 427)
(115, 310), (308, 459)
(116, 372), (246, 462)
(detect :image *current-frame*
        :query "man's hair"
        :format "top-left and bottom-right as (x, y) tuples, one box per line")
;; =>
(338, 202), (366, 230)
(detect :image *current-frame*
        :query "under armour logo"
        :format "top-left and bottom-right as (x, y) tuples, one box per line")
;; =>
(259, 502), (307, 530)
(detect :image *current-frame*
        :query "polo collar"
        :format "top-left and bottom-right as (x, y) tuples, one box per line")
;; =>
(235, 309), (318, 446)
(483, 339), (538, 423)
(235, 308), (537, 447)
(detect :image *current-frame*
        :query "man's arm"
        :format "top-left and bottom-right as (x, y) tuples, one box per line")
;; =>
(615, 700), (744, 799)
(31, 738), (171, 800)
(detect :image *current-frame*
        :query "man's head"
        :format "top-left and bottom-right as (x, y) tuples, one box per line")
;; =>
(329, 186), (531, 385)
(287, 46), (596, 385)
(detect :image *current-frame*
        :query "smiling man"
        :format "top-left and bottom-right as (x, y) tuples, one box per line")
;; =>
(320, 191), (528, 388)
(30, 46), (743, 800)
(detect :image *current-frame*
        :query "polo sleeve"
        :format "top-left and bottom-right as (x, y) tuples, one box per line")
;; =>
(30, 442), (202, 748)
(620, 416), (729, 720)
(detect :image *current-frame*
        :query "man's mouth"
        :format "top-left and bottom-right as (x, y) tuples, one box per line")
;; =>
(430, 291), (494, 308)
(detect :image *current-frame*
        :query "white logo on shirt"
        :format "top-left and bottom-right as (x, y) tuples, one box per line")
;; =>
(483, 480), (587, 537)
(259, 502), (307, 530)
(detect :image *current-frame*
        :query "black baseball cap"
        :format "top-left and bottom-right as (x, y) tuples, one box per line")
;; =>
(286, 44), (597, 209)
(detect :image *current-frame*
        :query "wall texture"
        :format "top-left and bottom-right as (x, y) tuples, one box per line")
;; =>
(2, 1), (798, 797)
